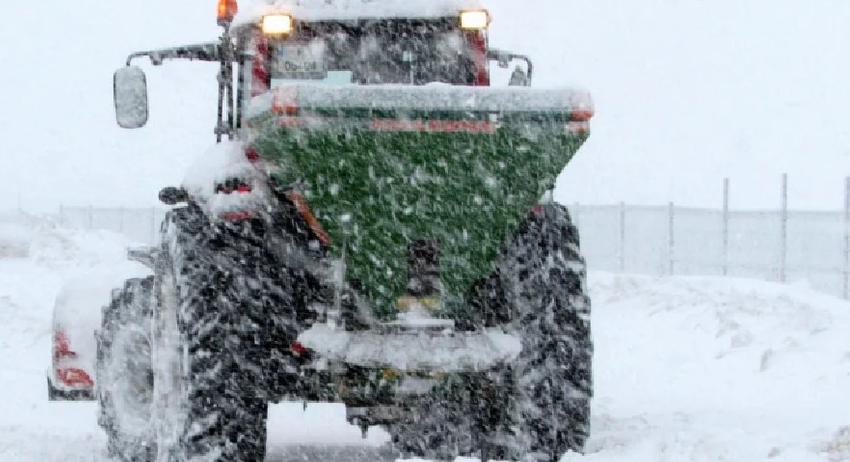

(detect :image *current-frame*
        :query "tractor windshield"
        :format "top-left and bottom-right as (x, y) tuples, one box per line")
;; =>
(263, 18), (487, 87)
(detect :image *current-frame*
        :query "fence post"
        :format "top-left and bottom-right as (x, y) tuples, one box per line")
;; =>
(722, 178), (729, 276)
(88, 205), (94, 230)
(151, 207), (157, 244)
(619, 202), (626, 272)
(573, 202), (580, 228)
(668, 202), (675, 275)
(844, 177), (849, 300)
(58, 204), (64, 227)
(118, 207), (125, 234)
(780, 173), (788, 283)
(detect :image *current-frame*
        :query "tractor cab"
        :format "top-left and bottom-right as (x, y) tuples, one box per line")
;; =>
(245, 11), (493, 90)
(113, 0), (533, 141)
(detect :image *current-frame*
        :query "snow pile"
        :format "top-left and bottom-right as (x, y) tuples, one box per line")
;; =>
(817, 426), (850, 462)
(0, 212), (142, 263)
(53, 266), (152, 381)
(0, 212), (34, 258)
(0, 220), (147, 461)
(237, 0), (483, 24)
(584, 273), (850, 462)
(2, 217), (849, 462)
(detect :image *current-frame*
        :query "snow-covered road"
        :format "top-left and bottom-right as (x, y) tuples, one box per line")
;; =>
(1, 213), (848, 461)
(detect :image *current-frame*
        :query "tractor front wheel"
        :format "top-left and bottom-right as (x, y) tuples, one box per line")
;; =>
(97, 276), (156, 462)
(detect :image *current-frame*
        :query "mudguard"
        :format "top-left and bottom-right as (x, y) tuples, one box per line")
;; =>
(47, 256), (152, 401)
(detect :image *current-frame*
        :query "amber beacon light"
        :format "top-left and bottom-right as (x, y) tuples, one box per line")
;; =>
(218, 0), (239, 25)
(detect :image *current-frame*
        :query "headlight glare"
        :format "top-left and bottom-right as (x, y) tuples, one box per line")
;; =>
(460, 10), (490, 30)
(262, 14), (293, 36)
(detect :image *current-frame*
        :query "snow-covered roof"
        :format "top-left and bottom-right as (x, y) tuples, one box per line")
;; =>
(247, 84), (593, 118)
(235, 0), (485, 25)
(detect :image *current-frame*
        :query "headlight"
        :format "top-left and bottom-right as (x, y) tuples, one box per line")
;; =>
(460, 10), (490, 30)
(262, 14), (293, 36)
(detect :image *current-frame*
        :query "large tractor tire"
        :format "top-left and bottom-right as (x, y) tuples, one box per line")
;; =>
(494, 203), (593, 461)
(150, 205), (314, 462)
(97, 276), (156, 462)
(390, 203), (593, 462)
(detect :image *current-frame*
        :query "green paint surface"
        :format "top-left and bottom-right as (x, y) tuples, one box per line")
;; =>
(251, 110), (587, 316)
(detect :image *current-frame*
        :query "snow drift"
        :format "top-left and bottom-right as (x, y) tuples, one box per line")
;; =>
(0, 219), (848, 461)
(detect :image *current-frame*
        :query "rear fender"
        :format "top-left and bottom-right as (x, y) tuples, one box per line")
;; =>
(47, 269), (150, 401)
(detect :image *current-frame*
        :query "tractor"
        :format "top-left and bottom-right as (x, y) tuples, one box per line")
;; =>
(63, 1), (597, 460)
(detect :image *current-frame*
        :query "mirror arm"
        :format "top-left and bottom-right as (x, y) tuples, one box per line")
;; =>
(125, 43), (222, 67)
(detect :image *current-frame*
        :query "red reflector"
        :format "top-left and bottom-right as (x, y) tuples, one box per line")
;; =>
(531, 204), (545, 217)
(273, 86), (299, 116)
(568, 92), (595, 122)
(56, 368), (94, 388)
(245, 146), (260, 162)
(221, 211), (255, 222)
(53, 331), (77, 360)
(291, 342), (308, 356)
(569, 109), (594, 122)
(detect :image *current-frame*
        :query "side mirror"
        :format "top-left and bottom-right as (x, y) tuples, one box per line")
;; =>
(509, 66), (530, 87)
(488, 49), (534, 87)
(159, 186), (188, 205)
(114, 66), (149, 129)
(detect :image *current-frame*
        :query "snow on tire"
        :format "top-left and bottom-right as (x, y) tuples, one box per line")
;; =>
(389, 203), (593, 462)
(151, 205), (303, 462)
(496, 203), (593, 461)
(97, 276), (156, 462)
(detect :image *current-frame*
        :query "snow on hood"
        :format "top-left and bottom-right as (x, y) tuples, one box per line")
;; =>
(182, 141), (275, 216)
(236, 0), (484, 25)
(182, 141), (252, 198)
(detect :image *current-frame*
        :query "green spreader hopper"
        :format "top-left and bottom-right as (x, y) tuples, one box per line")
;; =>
(247, 84), (593, 317)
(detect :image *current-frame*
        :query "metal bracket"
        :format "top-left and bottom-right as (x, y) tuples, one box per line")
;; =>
(125, 43), (221, 67)
(487, 48), (534, 86)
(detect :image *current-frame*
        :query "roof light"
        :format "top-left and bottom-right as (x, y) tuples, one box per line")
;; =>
(460, 10), (490, 30)
(262, 14), (294, 36)
(217, 0), (239, 26)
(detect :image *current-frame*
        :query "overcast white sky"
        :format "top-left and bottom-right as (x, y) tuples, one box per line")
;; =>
(1, 0), (848, 212)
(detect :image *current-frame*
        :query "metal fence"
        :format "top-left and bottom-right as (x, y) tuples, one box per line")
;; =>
(573, 176), (850, 300)
(57, 205), (168, 246)
(55, 176), (850, 300)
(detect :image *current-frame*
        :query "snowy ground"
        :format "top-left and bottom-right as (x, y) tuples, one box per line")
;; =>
(1, 212), (848, 461)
